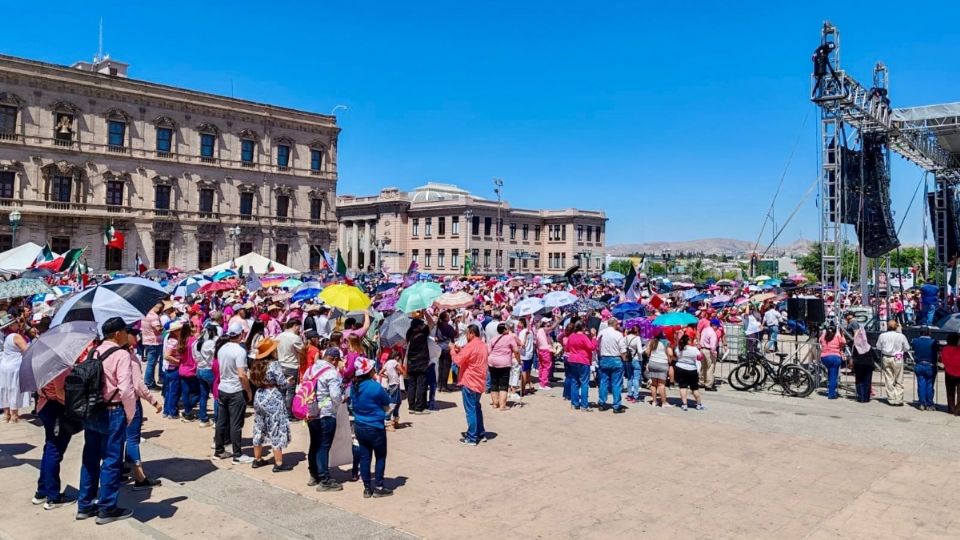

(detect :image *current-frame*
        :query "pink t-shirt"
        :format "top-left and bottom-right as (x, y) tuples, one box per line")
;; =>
(535, 328), (552, 351)
(141, 312), (162, 346)
(487, 333), (520, 368)
(564, 333), (597, 365)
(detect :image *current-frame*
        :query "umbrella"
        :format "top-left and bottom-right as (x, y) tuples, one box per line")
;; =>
(397, 282), (443, 313)
(716, 279), (735, 286)
(50, 277), (168, 327)
(566, 298), (607, 313)
(166, 266), (185, 274)
(144, 269), (170, 280)
(754, 275), (772, 282)
(375, 282), (398, 294)
(750, 293), (777, 303)
(375, 295), (399, 312)
(653, 312), (698, 326)
(434, 291), (475, 310)
(20, 268), (54, 279)
(379, 312), (413, 347)
(543, 291), (577, 309)
(612, 302), (645, 320)
(710, 295), (732, 305)
(601, 270), (625, 281)
(320, 284), (372, 311)
(172, 275), (210, 298)
(198, 281), (235, 294)
(0, 278), (54, 300)
(19, 321), (98, 392)
(291, 287), (322, 303)
(280, 278), (304, 290)
(212, 269), (237, 282)
(512, 297), (546, 317)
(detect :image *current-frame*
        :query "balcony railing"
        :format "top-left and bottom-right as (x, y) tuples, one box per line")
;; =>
(53, 138), (74, 147)
(107, 145), (126, 153)
(156, 150), (174, 159)
(0, 132), (18, 141)
(200, 156), (218, 164)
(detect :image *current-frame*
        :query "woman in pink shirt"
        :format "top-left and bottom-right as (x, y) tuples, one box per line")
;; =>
(126, 332), (163, 490)
(535, 318), (557, 390)
(487, 323), (520, 410)
(819, 325), (846, 399)
(564, 321), (597, 411)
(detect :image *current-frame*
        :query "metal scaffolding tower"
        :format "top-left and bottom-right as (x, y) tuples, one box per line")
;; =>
(810, 21), (960, 312)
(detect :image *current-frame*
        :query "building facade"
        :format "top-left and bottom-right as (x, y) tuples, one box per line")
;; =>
(337, 183), (607, 276)
(0, 54), (339, 272)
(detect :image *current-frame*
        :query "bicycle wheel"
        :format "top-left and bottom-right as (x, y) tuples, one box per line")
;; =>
(780, 364), (814, 397)
(729, 363), (762, 391)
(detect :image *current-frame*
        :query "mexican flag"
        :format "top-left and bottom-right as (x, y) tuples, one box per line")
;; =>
(37, 248), (84, 273)
(103, 223), (125, 250)
(335, 249), (347, 276)
(74, 259), (90, 290)
(266, 261), (275, 273)
(136, 253), (147, 275)
(31, 243), (54, 268)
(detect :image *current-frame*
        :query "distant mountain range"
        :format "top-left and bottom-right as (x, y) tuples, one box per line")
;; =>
(607, 237), (813, 257)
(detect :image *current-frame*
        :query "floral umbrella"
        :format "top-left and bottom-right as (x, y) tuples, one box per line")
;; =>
(434, 291), (475, 310)
(0, 278), (54, 300)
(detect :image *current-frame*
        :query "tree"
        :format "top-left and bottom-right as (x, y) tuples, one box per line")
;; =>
(648, 262), (666, 276)
(796, 242), (859, 279)
(607, 259), (634, 276)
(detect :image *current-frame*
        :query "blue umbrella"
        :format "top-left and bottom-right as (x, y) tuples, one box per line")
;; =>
(653, 312), (698, 326)
(375, 282), (398, 294)
(601, 270), (625, 281)
(612, 302), (645, 320)
(291, 287), (322, 303)
(212, 269), (236, 282)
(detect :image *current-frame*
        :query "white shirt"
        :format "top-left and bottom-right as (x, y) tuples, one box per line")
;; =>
(597, 327), (627, 358)
(217, 342), (248, 394)
(762, 309), (781, 327)
(745, 314), (762, 335)
(875, 330), (910, 359)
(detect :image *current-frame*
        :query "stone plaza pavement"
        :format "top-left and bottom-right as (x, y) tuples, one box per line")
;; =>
(2, 372), (960, 539)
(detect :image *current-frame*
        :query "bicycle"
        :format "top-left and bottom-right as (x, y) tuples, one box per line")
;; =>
(728, 352), (815, 397)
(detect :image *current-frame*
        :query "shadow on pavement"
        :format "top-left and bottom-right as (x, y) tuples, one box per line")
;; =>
(0, 443), (37, 469)
(125, 492), (188, 522)
(152, 457), (219, 483)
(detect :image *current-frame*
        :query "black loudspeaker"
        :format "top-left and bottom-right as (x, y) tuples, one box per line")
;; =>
(787, 298), (825, 324)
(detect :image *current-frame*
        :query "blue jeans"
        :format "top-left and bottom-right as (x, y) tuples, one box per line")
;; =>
(143, 344), (162, 388)
(924, 306), (937, 326)
(562, 359), (572, 400)
(427, 367), (437, 410)
(307, 416), (336, 481)
(179, 375), (199, 417)
(626, 358), (643, 398)
(568, 362), (591, 409)
(78, 407), (128, 515)
(597, 357), (624, 409)
(162, 369), (180, 417)
(387, 384), (402, 419)
(355, 424), (387, 490)
(461, 387), (485, 443)
(766, 325), (779, 351)
(197, 368), (215, 422)
(36, 401), (73, 501)
(821, 355), (842, 399)
(915, 362), (936, 407)
(124, 401), (144, 465)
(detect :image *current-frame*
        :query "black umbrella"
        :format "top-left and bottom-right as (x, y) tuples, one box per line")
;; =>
(144, 269), (171, 280)
(50, 277), (168, 328)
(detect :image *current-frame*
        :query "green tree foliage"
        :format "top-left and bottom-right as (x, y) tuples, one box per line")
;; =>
(796, 242), (860, 278)
(607, 259), (634, 276)
(648, 262), (667, 276)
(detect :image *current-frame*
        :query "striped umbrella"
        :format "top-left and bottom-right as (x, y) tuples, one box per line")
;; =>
(172, 275), (211, 298)
(50, 277), (168, 328)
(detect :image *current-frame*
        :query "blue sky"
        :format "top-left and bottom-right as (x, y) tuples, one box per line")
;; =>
(3, 1), (959, 247)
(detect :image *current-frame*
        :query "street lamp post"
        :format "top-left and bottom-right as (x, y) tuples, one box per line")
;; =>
(229, 225), (241, 259)
(8, 210), (22, 246)
(463, 209), (474, 276)
(494, 178), (503, 274)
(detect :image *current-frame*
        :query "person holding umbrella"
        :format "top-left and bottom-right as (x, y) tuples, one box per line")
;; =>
(0, 314), (30, 423)
(76, 317), (138, 524)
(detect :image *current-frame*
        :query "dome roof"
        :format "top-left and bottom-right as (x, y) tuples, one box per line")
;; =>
(408, 182), (477, 203)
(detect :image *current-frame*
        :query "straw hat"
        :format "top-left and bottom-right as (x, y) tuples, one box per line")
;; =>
(255, 337), (278, 359)
(0, 313), (18, 330)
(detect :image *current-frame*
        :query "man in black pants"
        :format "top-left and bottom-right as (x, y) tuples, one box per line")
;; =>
(435, 311), (458, 391)
(213, 323), (254, 464)
(405, 317), (432, 414)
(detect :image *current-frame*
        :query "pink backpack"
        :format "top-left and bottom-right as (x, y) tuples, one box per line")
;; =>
(292, 365), (332, 420)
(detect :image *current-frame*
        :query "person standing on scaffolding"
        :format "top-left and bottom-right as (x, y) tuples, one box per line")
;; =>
(919, 280), (939, 326)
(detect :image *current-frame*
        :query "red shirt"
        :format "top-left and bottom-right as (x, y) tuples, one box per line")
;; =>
(942, 345), (960, 377)
(453, 338), (489, 394)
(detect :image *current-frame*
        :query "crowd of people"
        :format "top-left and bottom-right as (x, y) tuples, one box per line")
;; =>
(1, 266), (958, 525)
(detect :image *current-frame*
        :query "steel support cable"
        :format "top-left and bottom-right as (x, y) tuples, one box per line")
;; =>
(759, 177), (819, 258)
(753, 110), (811, 255)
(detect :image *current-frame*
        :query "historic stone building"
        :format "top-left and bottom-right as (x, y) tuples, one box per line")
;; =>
(0, 54), (339, 272)
(337, 183), (607, 276)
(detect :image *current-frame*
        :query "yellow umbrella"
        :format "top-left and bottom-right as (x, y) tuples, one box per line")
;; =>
(319, 284), (371, 311)
(750, 292), (777, 303)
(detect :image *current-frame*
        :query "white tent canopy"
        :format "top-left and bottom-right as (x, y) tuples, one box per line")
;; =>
(203, 252), (301, 276)
(0, 242), (55, 274)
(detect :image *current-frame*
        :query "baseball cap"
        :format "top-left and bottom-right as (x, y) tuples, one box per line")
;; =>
(226, 322), (245, 337)
(323, 347), (342, 360)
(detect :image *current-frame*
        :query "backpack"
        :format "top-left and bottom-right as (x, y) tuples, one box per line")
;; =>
(63, 345), (124, 426)
(292, 364), (332, 420)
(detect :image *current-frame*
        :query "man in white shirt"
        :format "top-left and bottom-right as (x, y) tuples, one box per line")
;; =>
(596, 318), (627, 413)
(698, 319), (720, 390)
(276, 319), (304, 418)
(874, 320), (911, 406)
(214, 323), (253, 463)
(762, 307), (782, 352)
